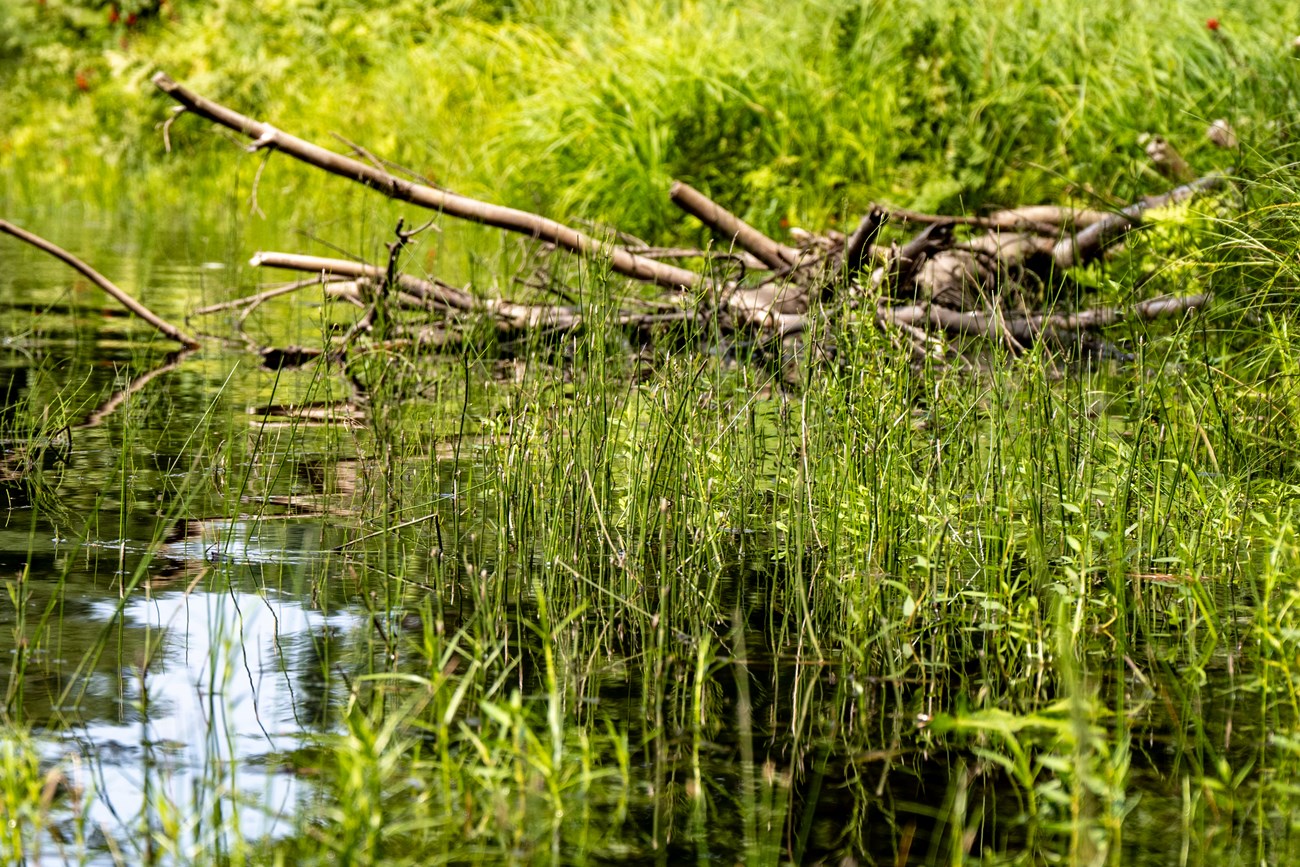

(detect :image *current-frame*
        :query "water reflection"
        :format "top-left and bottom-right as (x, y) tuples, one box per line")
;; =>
(5, 210), (1293, 864)
(48, 567), (360, 862)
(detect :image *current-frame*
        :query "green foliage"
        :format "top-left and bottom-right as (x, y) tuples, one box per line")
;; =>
(0, 726), (89, 863)
(4, 0), (1299, 237)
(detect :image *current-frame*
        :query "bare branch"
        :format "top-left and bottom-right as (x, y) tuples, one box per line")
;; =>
(153, 72), (702, 290)
(192, 276), (349, 317)
(891, 206), (1108, 235)
(1053, 175), (1225, 269)
(161, 105), (185, 153)
(843, 207), (887, 274)
(0, 219), (200, 347)
(881, 293), (1210, 344)
(669, 180), (800, 269)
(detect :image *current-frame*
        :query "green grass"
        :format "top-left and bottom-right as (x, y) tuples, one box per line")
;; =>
(7, 225), (1300, 863)
(7, 0), (1300, 864)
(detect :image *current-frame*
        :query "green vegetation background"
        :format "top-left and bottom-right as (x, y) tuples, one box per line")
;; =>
(4, 0), (1297, 238)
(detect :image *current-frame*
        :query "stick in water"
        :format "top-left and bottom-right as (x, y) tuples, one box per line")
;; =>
(0, 220), (201, 347)
(152, 72), (701, 290)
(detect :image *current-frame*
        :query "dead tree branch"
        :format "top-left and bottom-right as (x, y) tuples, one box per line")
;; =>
(669, 180), (800, 269)
(1053, 174), (1224, 269)
(882, 293), (1210, 344)
(251, 251), (590, 332)
(152, 72), (702, 289)
(146, 83), (1229, 372)
(192, 275), (349, 318)
(891, 206), (1109, 235)
(843, 207), (887, 274)
(0, 219), (200, 347)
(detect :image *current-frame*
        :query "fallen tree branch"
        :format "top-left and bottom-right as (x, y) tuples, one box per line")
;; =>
(152, 72), (702, 290)
(882, 293), (1210, 344)
(888, 222), (955, 292)
(623, 245), (768, 271)
(252, 248), (811, 345)
(669, 180), (800, 269)
(1053, 175), (1225, 269)
(843, 207), (887, 274)
(250, 252), (480, 312)
(891, 206), (1109, 235)
(0, 219), (200, 347)
(1028, 292), (1211, 331)
(149, 75), (1231, 372)
(251, 251), (590, 332)
(192, 275), (349, 317)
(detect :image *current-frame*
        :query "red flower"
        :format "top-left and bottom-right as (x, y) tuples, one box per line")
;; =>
(1206, 18), (1220, 30)
(108, 5), (119, 23)
(75, 70), (90, 91)
(126, 12), (137, 26)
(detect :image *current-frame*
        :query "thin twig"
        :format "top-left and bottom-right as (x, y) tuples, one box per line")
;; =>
(249, 148), (271, 219)
(161, 106), (185, 154)
(330, 131), (446, 190)
(191, 275), (348, 317)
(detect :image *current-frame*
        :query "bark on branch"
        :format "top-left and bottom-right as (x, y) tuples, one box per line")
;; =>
(146, 77), (1230, 371)
(843, 207), (887, 274)
(669, 180), (800, 269)
(883, 293), (1210, 343)
(152, 72), (702, 290)
(251, 251), (591, 332)
(891, 205), (1109, 236)
(1053, 175), (1224, 269)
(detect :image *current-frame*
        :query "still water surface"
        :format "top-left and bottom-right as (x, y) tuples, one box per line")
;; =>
(0, 214), (377, 859)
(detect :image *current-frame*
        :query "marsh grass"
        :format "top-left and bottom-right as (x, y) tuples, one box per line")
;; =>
(8, 0), (1300, 864)
(2, 218), (1300, 864)
(147, 223), (1291, 862)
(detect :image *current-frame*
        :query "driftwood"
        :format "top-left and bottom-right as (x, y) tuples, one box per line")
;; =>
(0, 220), (200, 347)
(890, 206), (1109, 235)
(843, 208), (887, 274)
(884, 293), (1211, 344)
(1052, 174), (1224, 269)
(250, 252), (583, 328)
(147, 70), (1230, 371)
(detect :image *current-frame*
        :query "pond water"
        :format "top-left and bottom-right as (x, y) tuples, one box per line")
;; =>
(0, 208), (1295, 865)
(0, 214), (373, 860)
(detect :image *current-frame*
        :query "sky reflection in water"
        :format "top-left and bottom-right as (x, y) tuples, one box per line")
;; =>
(45, 525), (358, 860)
